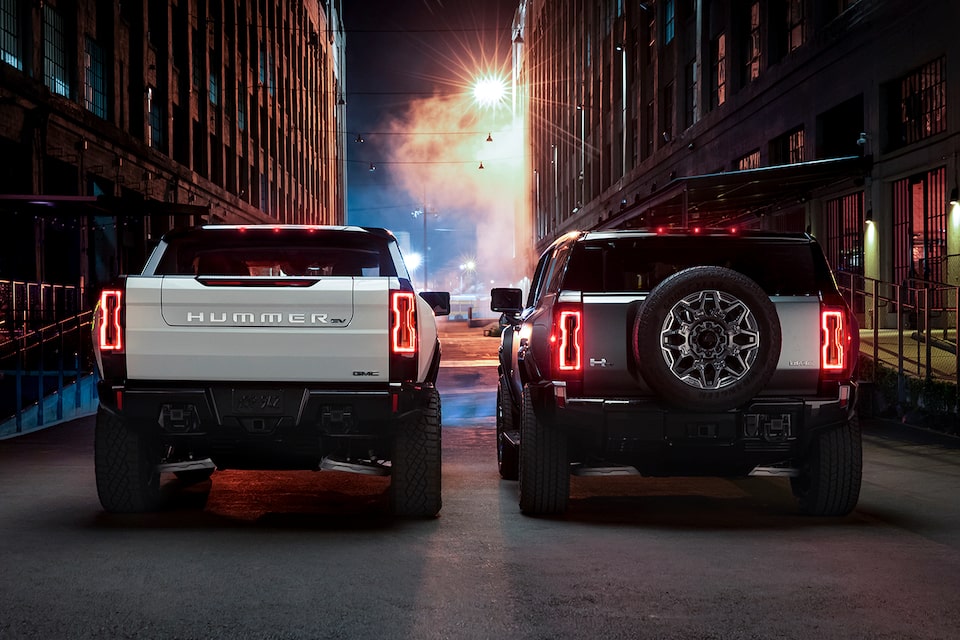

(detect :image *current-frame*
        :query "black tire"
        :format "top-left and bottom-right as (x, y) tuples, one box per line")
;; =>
(174, 468), (214, 485)
(791, 415), (862, 516)
(633, 265), (782, 411)
(94, 407), (161, 513)
(497, 376), (519, 480)
(390, 388), (442, 517)
(518, 385), (569, 515)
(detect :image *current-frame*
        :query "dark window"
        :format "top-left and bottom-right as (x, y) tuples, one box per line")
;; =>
(148, 89), (164, 150)
(745, 2), (761, 83)
(825, 193), (864, 276)
(710, 33), (726, 108)
(787, 0), (804, 52)
(900, 57), (946, 146)
(684, 60), (697, 129)
(564, 236), (823, 296)
(155, 230), (399, 278)
(771, 126), (804, 164)
(85, 37), (107, 119)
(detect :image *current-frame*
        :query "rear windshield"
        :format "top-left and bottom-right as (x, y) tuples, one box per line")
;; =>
(152, 230), (401, 278)
(563, 237), (829, 296)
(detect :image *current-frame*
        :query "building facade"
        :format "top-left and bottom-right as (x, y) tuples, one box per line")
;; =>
(0, 0), (345, 302)
(514, 0), (958, 326)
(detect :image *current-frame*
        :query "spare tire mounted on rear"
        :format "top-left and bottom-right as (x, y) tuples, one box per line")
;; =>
(632, 266), (782, 412)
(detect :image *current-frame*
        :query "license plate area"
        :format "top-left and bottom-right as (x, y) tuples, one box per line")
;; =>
(232, 389), (283, 414)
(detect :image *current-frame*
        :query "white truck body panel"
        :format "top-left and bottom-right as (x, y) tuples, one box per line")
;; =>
(125, 276), (402, 382)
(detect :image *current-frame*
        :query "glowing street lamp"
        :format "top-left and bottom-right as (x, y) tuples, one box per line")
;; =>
(472, 74), (507, 108)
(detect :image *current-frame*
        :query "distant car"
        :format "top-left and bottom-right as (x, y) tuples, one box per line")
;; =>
(492, 228), (861, 517)
(92, 225), (450, 517)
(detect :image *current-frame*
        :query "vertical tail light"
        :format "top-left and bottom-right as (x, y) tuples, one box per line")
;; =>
(391, 291), (417, 354)
(389, 288), (420, 383)
(819, 295), (859, 397)
(550, 303), (583, 383)
(98, 289), (124, 352)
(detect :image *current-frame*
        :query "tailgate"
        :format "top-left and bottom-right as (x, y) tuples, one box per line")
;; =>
(123, 276), (393, 382)
(580, 294), (822, 398)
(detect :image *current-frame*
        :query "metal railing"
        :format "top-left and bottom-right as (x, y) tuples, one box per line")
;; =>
(0, 310), (95, 434)
(0, 279), (81, 344)
(836, 272), (959, 385)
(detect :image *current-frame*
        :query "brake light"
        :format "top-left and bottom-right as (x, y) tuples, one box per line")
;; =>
(98, 289), (124, 352)
(818, 296), (859, 397)
(391, 291), (417, 354)
(550, 303), (583, 382)
(821, 310), (845, 370)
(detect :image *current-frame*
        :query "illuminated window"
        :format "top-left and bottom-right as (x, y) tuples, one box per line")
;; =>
(664, 0), (675, 44)
(746, 2), (761, 82)
(737, 150), (760, 171)
(900, 57), (946, 146)
(711, 33), (726, 108)
(84, 37), (107, 119)
(238, 83), (246, 131)
(44, 5), (70, 98)
(787, 0), (805, 52)
(1, 0), (21, 70)
(893, 167), (946, 287)
(826, 193), (864, 276)
(209, 72), (219, 106)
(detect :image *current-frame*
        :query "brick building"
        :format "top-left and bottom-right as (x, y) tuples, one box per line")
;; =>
(513, 0), (958, 323)
(0, 0), (345, 303)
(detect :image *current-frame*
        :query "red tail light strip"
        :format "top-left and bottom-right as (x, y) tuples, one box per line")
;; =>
(391, 291), (417, 354)
(821, 309), (845, 371)
(98, 289), (124, 351)
(558, 310), (582, 371)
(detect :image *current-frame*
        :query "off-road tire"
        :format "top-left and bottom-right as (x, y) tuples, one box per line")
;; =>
(390, 388), (442, 517)
(94, 407), (161, 513)
(497, 376), (520, 480)
(791, 415), (862, 516)
(633, 265), (782, 411)
(518, 385), (569, 515)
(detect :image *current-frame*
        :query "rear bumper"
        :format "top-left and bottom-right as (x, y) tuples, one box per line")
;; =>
(97, 379), (434, 468)
(525, 381), (857, 475)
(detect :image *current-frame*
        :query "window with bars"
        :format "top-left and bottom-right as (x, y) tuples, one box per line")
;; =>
(84, 37), (107, 119)
(893, 167), (947, 287)
(771, 127), (804, 164)
(787, 0), (804, 52)
(711, 33), (726, 108)
(1, 0), (21, 70)
(745, 2), (761, 83)
(900, 57), (946, 145)
(44, 5), (70, 98)
(825, 193), (864, 275)
(238, 83), (246, 131)
(737, 150), (760, 171)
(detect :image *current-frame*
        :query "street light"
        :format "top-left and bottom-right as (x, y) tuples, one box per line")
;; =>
(411, 207), (430, 290)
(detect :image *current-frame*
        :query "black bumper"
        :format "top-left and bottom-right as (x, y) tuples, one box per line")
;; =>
(97, 380), (435, 468)
(524, 381), (857, 475)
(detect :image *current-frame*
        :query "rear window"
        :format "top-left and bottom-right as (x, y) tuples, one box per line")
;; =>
(563, 237), (827, 296)
(152, 230), (400, 278)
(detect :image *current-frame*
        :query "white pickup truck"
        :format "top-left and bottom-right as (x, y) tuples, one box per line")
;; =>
(91, 225), (450, 517)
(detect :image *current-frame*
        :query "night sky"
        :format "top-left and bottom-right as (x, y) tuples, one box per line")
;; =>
(341, 0), (522, 291)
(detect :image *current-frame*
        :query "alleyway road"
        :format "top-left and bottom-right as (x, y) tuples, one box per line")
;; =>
(1, 321), (959, 639)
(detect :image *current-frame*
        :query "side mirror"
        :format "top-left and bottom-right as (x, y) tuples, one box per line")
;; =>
(419, 291), (451, 316)
(490, 287), (523, 314)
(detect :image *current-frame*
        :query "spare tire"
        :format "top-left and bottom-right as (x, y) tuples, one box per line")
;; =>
(632, 265), (781, 411)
